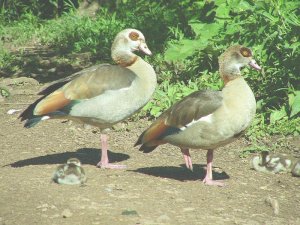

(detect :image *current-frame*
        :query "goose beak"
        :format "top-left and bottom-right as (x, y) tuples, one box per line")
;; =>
(139, 43), (152, 56)
(249, 59), (261, 70)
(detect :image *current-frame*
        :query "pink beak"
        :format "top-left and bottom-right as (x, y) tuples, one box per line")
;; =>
(139, 43), (152, 56)
(249, 59), (261, 70)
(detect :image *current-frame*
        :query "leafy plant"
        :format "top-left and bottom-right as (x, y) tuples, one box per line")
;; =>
(0, 0), (299, 140)
(239, 144), (269, 158)
(0, 86), (10, 97)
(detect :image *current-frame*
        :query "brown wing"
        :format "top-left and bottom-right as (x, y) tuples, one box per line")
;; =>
(20, 64), (137, 119)
(60, 64), (136, 99)
(165, 90), (223, 128)
(135, 90), (223, 152)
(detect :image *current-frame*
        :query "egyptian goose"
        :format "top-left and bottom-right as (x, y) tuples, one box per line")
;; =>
(252, 151), (300, 176)
(135, 45), (261, 186)
(52, 158), (87, 185)
(20, 29), (157, 169)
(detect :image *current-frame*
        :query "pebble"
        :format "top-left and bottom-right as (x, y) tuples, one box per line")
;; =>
(265, 196), (279, 215)
(50, 214), (60, 219)
(157, 214), (171, 222)
(183, 207), (195, 212)
(48, 68), (57, 73)
(7, 109), (22, 115)
(62, 209), (73, 218)
(37, 203), (49, 209)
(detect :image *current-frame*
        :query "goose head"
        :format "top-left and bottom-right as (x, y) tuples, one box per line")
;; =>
(218, 45), (261, 83)
(111, 28), (152, 66)
(67, 158), (82, 167)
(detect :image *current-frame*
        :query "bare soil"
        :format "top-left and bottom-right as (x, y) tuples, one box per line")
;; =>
(0, 70), (300, 225)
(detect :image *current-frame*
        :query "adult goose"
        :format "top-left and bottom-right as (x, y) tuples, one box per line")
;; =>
(135, 45), (261, 186)
(20, 29), (157, 169)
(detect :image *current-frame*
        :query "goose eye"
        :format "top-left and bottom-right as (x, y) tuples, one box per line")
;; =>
(240, 47), (252, 57)
(129, 31), (139, 41)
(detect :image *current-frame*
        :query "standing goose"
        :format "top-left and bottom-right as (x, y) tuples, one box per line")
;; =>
(20, 29), (157, 169)
(135, 45), (261, 186)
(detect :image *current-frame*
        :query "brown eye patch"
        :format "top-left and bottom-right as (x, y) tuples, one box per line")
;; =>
(240, 47), (252, 57)
(129, 31), (139, 41)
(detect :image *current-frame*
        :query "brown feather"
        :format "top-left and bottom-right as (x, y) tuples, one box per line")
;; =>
(34, 91), (71, 115)
(62, 64), (135, 99)
(140, 119), (168, 143)
(165, 90), (222, 128)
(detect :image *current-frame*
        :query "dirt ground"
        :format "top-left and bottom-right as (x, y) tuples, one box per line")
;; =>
(0, 76), (300, 225)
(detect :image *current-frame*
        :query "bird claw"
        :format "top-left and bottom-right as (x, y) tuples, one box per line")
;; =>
(202, 177), (225, 187)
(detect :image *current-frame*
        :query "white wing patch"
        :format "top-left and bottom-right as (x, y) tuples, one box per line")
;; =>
(41, 116), (50, 121)
(180, 113), (213, 131)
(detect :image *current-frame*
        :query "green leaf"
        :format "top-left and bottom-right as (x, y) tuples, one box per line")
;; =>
(164, 39), (206, 61)
(0, 87), (10, 97)
(189, 21), (223, 39)
(290, 91), (300, 117)
(270, 107), (287, 123)
(215, 3), (230, 18)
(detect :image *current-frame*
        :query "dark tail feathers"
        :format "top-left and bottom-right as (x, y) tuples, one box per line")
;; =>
(138, 144), (158, 153)
(24, 117), (43, 128)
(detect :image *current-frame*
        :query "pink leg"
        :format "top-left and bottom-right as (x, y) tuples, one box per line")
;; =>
(181, 148), (193, 171)
(202, 150), (225, 187)
(96, 134), (126, 169)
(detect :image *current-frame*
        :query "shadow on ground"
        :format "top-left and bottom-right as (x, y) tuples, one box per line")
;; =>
(6, 148), (129, 167)
(1, 46), (93, 84)
(131, 164), (229, 181)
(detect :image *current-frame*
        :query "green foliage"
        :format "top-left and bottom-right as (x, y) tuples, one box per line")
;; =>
(0, 86), (10, 97)
(0, 13), (39, 45)
(239, 144), (269, 158)
(289, 90), (300, 118)
(38, 9), (126, 61)
(0, 0), (79, 21)
(0, 0), (299, 139)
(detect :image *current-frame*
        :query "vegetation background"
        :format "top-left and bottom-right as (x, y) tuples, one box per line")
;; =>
(0, 0), (299, 151)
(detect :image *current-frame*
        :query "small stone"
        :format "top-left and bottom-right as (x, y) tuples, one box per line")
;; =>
(62, 209), (73, 218)
(265, 196), (279, 215)
(157, 214), (171, 222)
(48, 68), (57, 73)
(50, 214), (60, 218)
(7, 109), (22, 115)
(50, 205), (57, 209)
(183, 207), (195, 212)
(105, 188), (113, 192)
